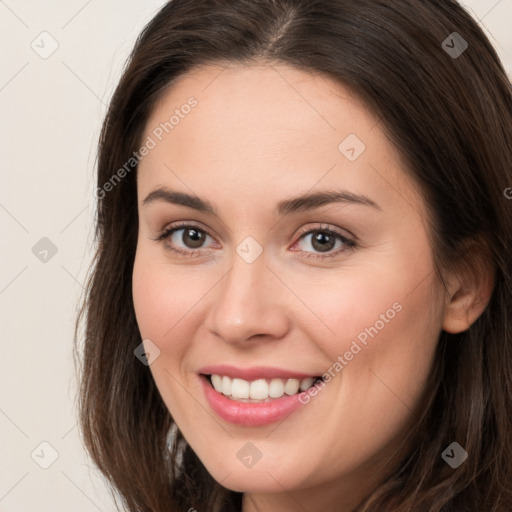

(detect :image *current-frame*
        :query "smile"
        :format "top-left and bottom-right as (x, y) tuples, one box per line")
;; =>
(197, 365), (326, 426)
(208, 374), (323, 402)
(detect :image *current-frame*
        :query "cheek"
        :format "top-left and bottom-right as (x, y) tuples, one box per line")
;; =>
(131, 251), (204, 426)
(288, 274), (441, 479)
(132, 252), (188, 360)
(295, 263), (434, 369)
(308, 225), (441, 377)
(132, 249), (219, 368)
(297, 241), (442, 421)
(132, 261), (165, 342)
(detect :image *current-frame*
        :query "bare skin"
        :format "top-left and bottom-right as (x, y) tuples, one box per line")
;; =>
(131, 62), (494, 512)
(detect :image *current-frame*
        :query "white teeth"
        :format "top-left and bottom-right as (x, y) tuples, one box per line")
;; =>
(221, 375), (232, 396)
(268, 378), (284, 398)
(211, 374), (223, 393)
(209, 374), (319, 401)
(249, 379), (268, 400)
(231, 378), (250, 399)
(284, 378), (300, 395)
(300, 377), (315, 391)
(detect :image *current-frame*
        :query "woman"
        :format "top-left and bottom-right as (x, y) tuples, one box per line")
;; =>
(75, 0), (512, 510)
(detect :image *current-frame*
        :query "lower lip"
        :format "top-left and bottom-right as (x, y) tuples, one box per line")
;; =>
(200, 375), (308, 427)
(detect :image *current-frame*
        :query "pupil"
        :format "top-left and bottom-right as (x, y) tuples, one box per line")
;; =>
(184, 229), (204, 248)
(312, 232), (334, 252)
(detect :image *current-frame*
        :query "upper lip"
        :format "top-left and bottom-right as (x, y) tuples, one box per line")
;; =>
(198, 364), (320, 381)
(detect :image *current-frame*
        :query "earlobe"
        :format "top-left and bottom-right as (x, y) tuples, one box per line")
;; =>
(442, 293), (480, 334)
(441, 241), (495, 334)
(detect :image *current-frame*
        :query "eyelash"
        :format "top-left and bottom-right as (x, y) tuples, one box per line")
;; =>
(152, 221), (357, 260)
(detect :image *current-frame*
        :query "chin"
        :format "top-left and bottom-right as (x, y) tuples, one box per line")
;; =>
(210, 466), (298, 493)
(197, 446), (312, 493)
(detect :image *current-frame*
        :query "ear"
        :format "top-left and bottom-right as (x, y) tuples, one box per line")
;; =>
(441, 238), (495, 334)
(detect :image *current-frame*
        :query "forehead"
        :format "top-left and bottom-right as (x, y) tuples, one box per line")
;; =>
(144, 62), (378, 153)
(138, 62), (426, 221)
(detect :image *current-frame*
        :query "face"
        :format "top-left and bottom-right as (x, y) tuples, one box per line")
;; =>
(132, 62), (447, 510)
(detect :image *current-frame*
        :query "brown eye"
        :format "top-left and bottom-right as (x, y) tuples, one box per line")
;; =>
(179, 227), (207, 249)
(293, 225), (357, 260)
(309, 231), (337, 252)
(154, 223), (215, 256)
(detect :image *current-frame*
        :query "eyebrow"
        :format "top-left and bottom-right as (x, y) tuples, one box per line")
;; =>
(142, 187), (382, 216)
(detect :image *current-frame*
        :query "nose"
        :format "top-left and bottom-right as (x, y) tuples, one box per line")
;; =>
(205, 249), (291, 345)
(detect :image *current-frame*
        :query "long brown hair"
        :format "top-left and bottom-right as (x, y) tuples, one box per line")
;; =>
(74, 1), (512, 510)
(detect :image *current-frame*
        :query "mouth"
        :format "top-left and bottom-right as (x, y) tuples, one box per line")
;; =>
(198, 370), (326, 427)
(203, 373), (324, 403)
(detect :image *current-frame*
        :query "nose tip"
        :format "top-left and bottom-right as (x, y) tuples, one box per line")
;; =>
(205, 252), (290, 345)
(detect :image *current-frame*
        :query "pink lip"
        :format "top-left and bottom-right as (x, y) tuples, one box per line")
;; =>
(197, 364), (319, 381)
(199, 375), (310, 427)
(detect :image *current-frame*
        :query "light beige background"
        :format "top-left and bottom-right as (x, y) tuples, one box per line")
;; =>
(0, 1), (511, 511)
